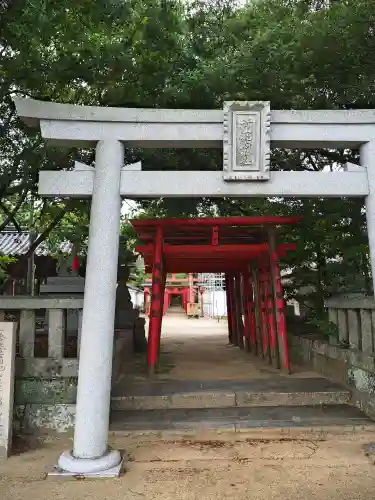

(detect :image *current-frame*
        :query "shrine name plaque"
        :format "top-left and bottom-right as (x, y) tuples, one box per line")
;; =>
(223, 101), (271, 181)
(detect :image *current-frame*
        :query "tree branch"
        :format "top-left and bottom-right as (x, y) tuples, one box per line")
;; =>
(0, 189), (29, 232)
(320, 150), (356, 166)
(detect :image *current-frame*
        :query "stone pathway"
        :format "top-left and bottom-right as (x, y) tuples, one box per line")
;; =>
(110, 314), (368, 436)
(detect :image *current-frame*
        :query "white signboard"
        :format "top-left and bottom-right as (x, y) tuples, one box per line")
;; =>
(0, 322), (16, 459)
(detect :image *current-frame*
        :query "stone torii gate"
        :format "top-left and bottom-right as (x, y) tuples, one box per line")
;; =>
(13, 98), (375, 476)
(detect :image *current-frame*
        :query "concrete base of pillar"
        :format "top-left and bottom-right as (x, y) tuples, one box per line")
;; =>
(364, 443), (375, 457)
(51, 449), (123, 477)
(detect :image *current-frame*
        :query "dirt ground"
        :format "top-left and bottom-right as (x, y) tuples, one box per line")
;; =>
(2, 313), (372, 498)
(1, 432), (375, 500)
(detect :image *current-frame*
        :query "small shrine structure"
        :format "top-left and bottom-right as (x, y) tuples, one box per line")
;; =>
(143, 273), (199, 315)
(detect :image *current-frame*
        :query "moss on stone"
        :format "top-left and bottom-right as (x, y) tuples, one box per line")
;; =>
(15, 377), (78, 405)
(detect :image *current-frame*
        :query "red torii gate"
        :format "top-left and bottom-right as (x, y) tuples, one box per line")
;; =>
(132, 216), (300, 375)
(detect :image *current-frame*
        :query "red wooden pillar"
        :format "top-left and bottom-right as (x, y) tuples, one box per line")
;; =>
(225, 274), (233, 343)
(258, 260), (266, 357)
(234, 273), (244, 349)
(242, 270), (255, 352)
(259, 258), (271, 362)
(248, 272), (257, 351)
(242, 270), (251, 352)
(269, 230), (290, 373)
(188, 273), (194, 303)
(228, 274), (238, 345)
(158, 270), (167, 352)
(231, 274), (239, 346)
(163, 289), (169, 315)
(273, 260), (290, 372)
(252, 265), (262, 357)
(182, 288), (188, 312)
(264, 260), (278, 367)
(147, 226), (164, 375)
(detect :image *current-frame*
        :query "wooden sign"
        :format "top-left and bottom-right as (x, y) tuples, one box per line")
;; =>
(0, 322), (16, 459)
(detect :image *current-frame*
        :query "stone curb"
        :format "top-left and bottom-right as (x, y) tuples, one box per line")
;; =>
(111, 389), (351, 411)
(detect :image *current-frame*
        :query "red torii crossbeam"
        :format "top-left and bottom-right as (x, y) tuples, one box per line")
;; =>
(132, 216), (301, 375)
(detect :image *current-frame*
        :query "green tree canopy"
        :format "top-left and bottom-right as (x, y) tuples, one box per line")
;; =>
(1, 0), (374, 309)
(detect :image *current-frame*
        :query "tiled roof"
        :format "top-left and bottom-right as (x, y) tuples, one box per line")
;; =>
(0, 230), (73, 256)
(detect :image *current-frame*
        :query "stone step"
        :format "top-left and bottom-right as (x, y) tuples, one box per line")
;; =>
(111, 378), (350, 411)
(109, 404), (375, 436)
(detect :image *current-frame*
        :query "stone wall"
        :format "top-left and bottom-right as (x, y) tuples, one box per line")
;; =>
(14, 377), (77, 434)
(13, 317), (146, 434)
(290, 335), (375, 419)
(0, 290), (147, 436)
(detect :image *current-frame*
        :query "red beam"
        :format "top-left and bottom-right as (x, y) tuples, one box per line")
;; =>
(132, 215), (302, 228)
(137, 243), (296, 257)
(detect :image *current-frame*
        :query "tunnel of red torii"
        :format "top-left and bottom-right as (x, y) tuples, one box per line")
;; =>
(132, 215), (301, 375)
(143, 273), (199, 316)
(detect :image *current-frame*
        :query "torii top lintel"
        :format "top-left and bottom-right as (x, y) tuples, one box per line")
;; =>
(132, 216), (300, 274)
(12, 98), (370, 197)
(13, 97), (375, 150)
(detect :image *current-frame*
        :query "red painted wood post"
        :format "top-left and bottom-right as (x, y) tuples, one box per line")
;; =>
(258, 260), (267, 359)
(234, 273), (245, 349)
(268, 230), (290, 373)
(188, 273), (194, 303)
(273, 260), (290, 372)
(147, 226), (164, 375)
(259, 257), (271, 363)
(252, 265), (262, 357)
(265, 260), (278, 367)
(228, 274), (238, 345)
(157, 269), (167, 361)
(248, 271), (257, 351)
(163, 289), (169, 315)
(182, 288), (188, 312)
(225, 274), (233, 344)
(230, 274), (239, 346)
(242, 270), (252, 352)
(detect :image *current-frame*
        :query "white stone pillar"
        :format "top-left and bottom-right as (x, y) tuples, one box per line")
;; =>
(58, 140), (123, 475)
(361, 141), (375, 296)
(77, 309), (83, 357)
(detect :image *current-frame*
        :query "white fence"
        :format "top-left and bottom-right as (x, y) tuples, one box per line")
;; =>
(202, 290), (227, 318)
